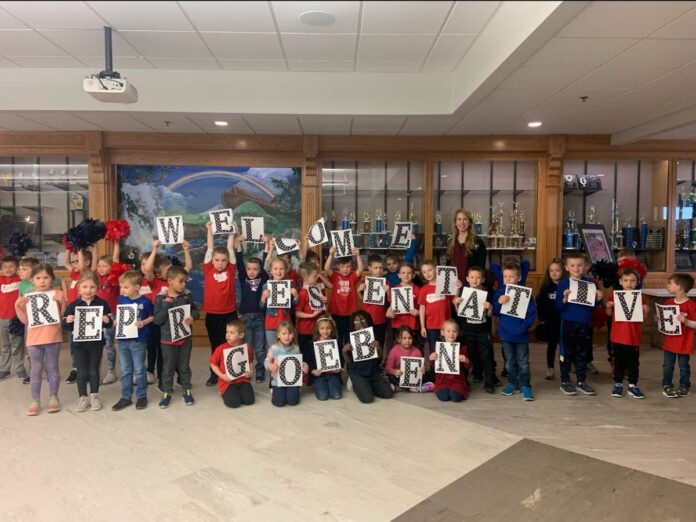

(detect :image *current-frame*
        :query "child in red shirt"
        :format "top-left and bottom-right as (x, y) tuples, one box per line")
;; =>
(95, 241), (122, 385)
(359, 255), (390, 350)
(209, 319), (254, 408)
(428, 319), (472, 402)
(0, 255), (24, 381)
(418, 259), (459, 352)
(295, 262), (327, 380)
(324, 246), (363, 349)
(386, 262), (421, 357)
(203, 221), (237, 387)
(660, 273), (696, 398)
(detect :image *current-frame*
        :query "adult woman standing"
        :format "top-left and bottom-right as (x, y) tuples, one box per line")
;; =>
(446, 208), (487, 284)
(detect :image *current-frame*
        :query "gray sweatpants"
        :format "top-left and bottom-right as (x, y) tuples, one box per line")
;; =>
(161, 338), (192, 394)
(0, 318), (25, 376)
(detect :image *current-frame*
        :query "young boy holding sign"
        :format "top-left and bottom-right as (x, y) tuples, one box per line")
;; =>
(606, 267), (648, 399)
(153, 265), (199, 408)
(112, 270), (154, 411)
(309, 316), (342, 401)
(325, 246), (363, 349)
(659, 273), (696, 398)
(358, 255), (390, 349)
(209, 319), (255, 408)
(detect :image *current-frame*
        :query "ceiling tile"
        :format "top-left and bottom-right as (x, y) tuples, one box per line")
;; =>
(356, 60), (422, 72)
(118, 31), (212, 59)
(128, 113), (205, 132)
(358, 34), (436, 61)
(558, 1), (695, 38)
(86, 1), (193, 31)
(72, 111), (155, 131)
(281, 33), (356, 61)
(0, 29), (67, 56)
(420, 59), (458, 72)
(77, 56), (154, 69)
(0, 1), (106, 29)
(525, 38), (638, 69)
(442, 1), (500, 34)
(0, 56), (19, 67)
(571, 64), (669, 91)
(351, 116), (407, 134)
(14, 111), (103, 130)
(38, 29), (139, 56)
(428, 34), (475, 62)
(0, 7), (29, 29)
(399, 115), (459, 134)
(287, 60), (353, 72)
(219, 59), (287, 71)
(272, 1), (360, 33)
(9, 55), (86, 67)
(202, 32), (283, 60)
(652, 6), (696, 38)
(0, 112), (54, 130)
(499, 66), (593, 90)
(243, 115), (302, 134)
(361, 1), (453, 35)
(605, 38), (696, 75)
(186, 114), (254, 133)
(650, 121), (696, 139)
(148, 57), (220, 70)
(299, 115), (352, 134)
(179, 1), (275, 32)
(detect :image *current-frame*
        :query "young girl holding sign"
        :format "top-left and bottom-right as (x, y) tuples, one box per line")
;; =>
(260, 258), (298, 353)
(309, 316), (342, 401)
(15, 264), (66, 416)
(264, 321), (308, 407)
(62, 272), (113, 412)
(385, 326), (433, 393)
(209, 319), (255, 408)
(428, 319), (471, 402)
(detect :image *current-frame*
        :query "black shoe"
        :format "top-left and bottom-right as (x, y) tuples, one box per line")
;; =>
(491, 376), (502, 386)
(135, 397), (148, 410)
(473, 376), (483, 383)
(112, 398), (133, 411)
(22, 376), (30, 385)
(501, 368), (508, 378)
(65, 369), (77, 384)
(206, 376), (218, 387)
(484, 384), (495, 394)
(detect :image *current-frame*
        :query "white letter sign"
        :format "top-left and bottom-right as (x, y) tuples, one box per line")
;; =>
(399, 356), (423, 388)
(313, 340), (341, 372)
(157, 215), (184, 245)
(350, 326), (377, 362)
(223, 344), (249, 380)
(435, 266), (458, 296)
(73, 306), (103, 342)
(26, 291), (60, 328)
(306, 285), (324, 310)
(240, 216), (264, 243)
(569, 279), (596, 307)
(363, 277), (386, 306)
(275, 238), (299, 255)
(209, 209), (234, 234)
(435, 342), (460, 375)
(168, 304), (191, 342)
(656, 304), (681, 336)
(613, 291), (643, 323)
(307, 217), (328, 247)
(330, 229), (354, 258)
(457, 287), (487, 323)
(267, 280), (291, 308)
(389, 222), (412, 249)
(500, 284), (533, 319)
(391, 286), (413, 315)
(115, 304), (139, 339)
(277, 354), (303, 387)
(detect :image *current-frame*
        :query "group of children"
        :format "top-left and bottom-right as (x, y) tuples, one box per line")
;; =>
(1, 221), (694, 416)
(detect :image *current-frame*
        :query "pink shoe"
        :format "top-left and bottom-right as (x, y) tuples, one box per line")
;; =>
(420, 382), (435, 393)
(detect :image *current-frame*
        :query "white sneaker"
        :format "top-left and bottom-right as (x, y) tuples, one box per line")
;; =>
(346, 377), (353, 392)
(147, 372), (155, 384)
(90, 393), (103, 411)
(75, 396), (90, 412)
(101, 370), (117, 385)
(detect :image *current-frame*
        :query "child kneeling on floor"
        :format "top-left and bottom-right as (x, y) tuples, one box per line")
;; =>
(209, 319), (255, 408)
(265, 320), (308, 407)
(428, 319), (471, 402)
(385, 326), (433, 393)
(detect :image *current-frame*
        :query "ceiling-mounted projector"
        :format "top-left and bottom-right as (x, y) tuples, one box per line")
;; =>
(84, 26), (138, 104)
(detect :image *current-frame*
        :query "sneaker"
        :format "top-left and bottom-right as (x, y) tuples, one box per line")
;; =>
(74, 396), (90, 412)
(521, 386), (534, 401)
(500, 384), (516, 396)
(627, 386), (645, 399)
(587, 362), (599, 375)
(158, 393), (171, 408)
(183, 389), (195, 405)
(611, 383), (623, 397)
(135, 397), (148, 410)
(65, 369), (77, 384)
(390, 383), (399, 392)
(491, 376), (502, 387)
(206, 375), (218, 387)
(22, 376), (30, 385)
(89, 393), (103, 411)
(677, 385), (690, 397)
(146, 372), (155, 384)
(255, 374), (265, 383)
(409, 387), (420, 393)
(663, 385), (678, 398)
(484, 384), (495, 394)
(16, 372), (28, 381)
(0, 371), (11, 382)
(420, 382), (435, 393)
(112, 398), (133, 411)
(101, 370), (117, 385)
(47, 395), (61, 413)
(473, 376), (483, 383)
(578, 382), (596, 395)
(544, 368), (554, 380)
(560, 382), (577, 395)
(346, 377), (353, 392)
(26, 400), (40, 416)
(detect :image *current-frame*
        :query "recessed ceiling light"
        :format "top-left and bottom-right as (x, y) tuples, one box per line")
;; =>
(299, 10), (335, 26)
(528, 121), (542, 128)
(214, 121), (228, 127)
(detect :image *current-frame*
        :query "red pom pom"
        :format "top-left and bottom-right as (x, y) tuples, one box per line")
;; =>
(617, 258), (647, 279)
(61, 233), (75, 253)
(105, 220), (131, 241)
(107, 262), (132, 287)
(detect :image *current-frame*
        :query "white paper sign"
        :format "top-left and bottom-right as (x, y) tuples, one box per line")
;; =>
(313, 340), (341, 372)
(656, 304), (682, 336)
(240, 216), (264, 243)
(276, 354), (303, 387)
(330, 229), (355, 258)
(115, 304), (139, 339)
(457, 287), (487, 323)
(73, 306), (104, 342)
(434, 342), (460, 375)
(223, 344), (250, 380)
(26, 291), (60, 328)
(435, 266), (458, 296)
(209, 209), (235, 234)
(363, 277), (386, 305)
(568, 278), (596, 307)
(500, 284), (533, 319)
(399, 356), (423, 388)
(613, 291), (643, 323)
(389, 222), (412, 249)
(306, 285), (324, 311)
(350, 326), (378, 362)
(168, 304), (191, 342)
(267, 280), (291, 308)
(275, 238), (299, 255)
(391, 286), (414, 315)
(157, 215), (185, 245)
(307, 217), (329, 247)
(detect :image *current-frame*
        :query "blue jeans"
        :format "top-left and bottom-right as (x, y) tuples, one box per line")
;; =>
(103, 327), (116, 371)
(118, 340), (147, 399)
(271, 385), (300, 407)
(242, 314), (266, 378)
(501, 340), (531, 388)
(662, 351), (691, 388)
(426, 329), (440, 352)
(314, 373), (342, 400)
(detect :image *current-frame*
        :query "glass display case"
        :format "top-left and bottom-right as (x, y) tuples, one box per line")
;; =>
(432, 160), (537, 269)
(675, 159), (696, 272)
(562, 159), (668, 271)
(0, 156), (88, 263)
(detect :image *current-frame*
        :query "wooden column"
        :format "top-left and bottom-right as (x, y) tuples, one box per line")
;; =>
(86, 131), (117, 258)
(302, 135), (320, 257)
(538, 135), (565, 268)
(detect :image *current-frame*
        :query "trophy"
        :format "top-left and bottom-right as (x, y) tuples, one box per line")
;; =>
(473, 212), (483, 236)
(681, 224), (690, 250)
(349, 211), (357, 235)
(691, 222), (696, 250)
(341, 209), (350, 230)
(435, 210), (442, 235)
(375, 208), (383, 233)
(496, 202), (506, 248)
(588, 205), (596, 225)
(639, 213), (648, 249)
(623, 217), (633, 249)
(488, 212), (498, 248)
(564, 211), (577, 249)
(519, 210), (526, 247)
(330, 210), (337, 231)
(70, 191), (85, 210)
(612, 203), (622, 249)
(409, 203), (418, 234)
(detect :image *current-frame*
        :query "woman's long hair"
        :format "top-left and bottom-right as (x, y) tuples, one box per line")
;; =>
(446, 208), (477, 257)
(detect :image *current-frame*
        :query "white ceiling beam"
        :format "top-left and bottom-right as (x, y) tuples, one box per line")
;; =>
(611, 103), (696, 145)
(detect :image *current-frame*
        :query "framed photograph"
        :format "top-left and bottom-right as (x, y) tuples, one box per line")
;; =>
(579, 224), (615, 264)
